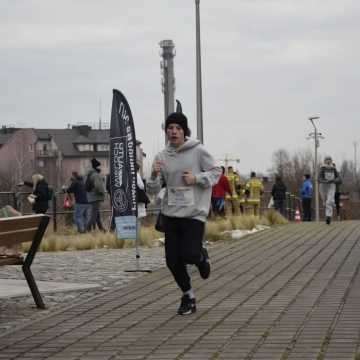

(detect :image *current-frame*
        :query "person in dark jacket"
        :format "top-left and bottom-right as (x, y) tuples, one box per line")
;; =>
(86, 158), (105, 232)
(300, 174), (313, 221)
(105, 174), (115, 231)
(20, 174), (50, 214)
(65, 171), (89, 233)
(271, 175), (287, 216)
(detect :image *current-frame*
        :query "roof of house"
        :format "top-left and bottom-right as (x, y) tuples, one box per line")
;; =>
(0, 127), (20, 146)
(33, 127), (142, 157)
(0, 125), (142, 157)
(0, 134), (12, 147)
(34, 128), (110, 157)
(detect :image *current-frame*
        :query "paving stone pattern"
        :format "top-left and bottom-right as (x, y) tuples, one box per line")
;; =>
(2, 222), (360, 359)
(0, 247), (166, 333)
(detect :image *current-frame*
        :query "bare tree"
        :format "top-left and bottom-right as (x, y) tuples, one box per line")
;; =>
(270, 149), (291, 179)
(0, 171), (13, 191)
(0, 130), (34, 191)
(269, 148), (314, 194)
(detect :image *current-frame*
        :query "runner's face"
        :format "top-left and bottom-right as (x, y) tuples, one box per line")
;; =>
(166, 124), (185, 147)
(325, 158), (332, 166)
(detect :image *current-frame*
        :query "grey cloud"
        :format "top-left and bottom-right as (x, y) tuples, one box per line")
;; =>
(1, 0), (359, 173)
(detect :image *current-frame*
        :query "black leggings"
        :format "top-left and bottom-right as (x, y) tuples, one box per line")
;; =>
(335, 192), (340, 216)
(164, 216), (205, 293)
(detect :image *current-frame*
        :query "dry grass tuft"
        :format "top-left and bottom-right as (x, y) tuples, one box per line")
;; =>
(263, 209), (288, 226)
(22, 212), (288, 252)
(205, 213), (288, 242)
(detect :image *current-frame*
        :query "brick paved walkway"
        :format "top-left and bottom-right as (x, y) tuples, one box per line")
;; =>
(1, 221), (360, 359)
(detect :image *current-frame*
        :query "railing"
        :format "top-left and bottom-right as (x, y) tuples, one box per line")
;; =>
(36, 149), (58, 157)
(0, 191), (159, 233)
(260, 190), (302, 221)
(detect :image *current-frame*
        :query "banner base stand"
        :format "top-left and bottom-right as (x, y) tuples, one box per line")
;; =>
(124, 253), (152, 273)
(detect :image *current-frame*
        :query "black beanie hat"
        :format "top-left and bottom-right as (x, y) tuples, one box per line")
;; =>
(165, 112), (190, 137)
(91, 158), (101, 169)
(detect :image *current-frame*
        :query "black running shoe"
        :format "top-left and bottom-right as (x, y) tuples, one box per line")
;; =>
(198, 247), (211, 279)
(326, 216), (331, 225)
(177, 295), (196, 315)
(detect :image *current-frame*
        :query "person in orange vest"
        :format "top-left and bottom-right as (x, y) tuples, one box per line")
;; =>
(225, 166), (240, 216)
(245, 171), (264, 216)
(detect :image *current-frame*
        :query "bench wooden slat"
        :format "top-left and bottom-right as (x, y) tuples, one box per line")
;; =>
(0, 214), (43, 233)
(0, 228), (38, 246)
(0, 214), (50, 309)
(0, 256), (24, 266)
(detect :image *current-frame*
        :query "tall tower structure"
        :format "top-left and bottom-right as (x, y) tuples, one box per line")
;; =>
(159, 40), (176, 128)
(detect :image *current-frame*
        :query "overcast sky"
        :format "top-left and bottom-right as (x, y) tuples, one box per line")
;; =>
(1, 0), (359, 175)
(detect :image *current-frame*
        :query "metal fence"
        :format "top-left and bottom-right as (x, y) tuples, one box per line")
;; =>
(260, 190), (302, 221)
(0, 190), (304, 232)
(0, 191), (114, 232)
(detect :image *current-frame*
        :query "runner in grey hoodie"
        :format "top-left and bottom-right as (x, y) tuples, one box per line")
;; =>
(148, 112), (221, 315)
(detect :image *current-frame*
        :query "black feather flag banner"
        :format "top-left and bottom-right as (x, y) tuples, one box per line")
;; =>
(110, 89), (137, 240)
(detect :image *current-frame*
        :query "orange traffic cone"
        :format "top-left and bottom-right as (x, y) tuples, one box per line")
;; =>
(295, 207), (301, 223)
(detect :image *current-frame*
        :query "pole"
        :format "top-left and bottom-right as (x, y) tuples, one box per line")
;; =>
(125, 219), (152, 273)
(354, 141), (358, 181)
(314, 126), (319, 221)
(309, 116), (320, 221)
(159, 40), (176, 145)
(224, 156), (229, 173)
(195, 0), (203, 144)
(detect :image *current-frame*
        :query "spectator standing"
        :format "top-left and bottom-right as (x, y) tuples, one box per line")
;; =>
(20, 174), (51, 214)
(106, 174), (116, 231)
(333, 163), (342, 220)
(245, 172), (264, 216)
(86, 158), (106, 232)
(237, 176), (246, 214)
(148, 112), (221, 316)
(137, 165), (150, 220)
(271, 175), (287, 216)
(225, 167), (240, 216)
(318, 156), (341, 225)
(300, 174), (313, 221)
(65, 171), (89, 233)
(211, 166), (232, 217)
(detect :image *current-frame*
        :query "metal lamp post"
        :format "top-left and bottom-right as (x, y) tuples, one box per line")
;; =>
(354, 141), (358, 182)
(195, 0), (204, 144)
(159, 40), (176, 145)
(308, 116), (323, 221)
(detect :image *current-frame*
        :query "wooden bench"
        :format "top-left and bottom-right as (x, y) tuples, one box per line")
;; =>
(0, 214), (50, 309)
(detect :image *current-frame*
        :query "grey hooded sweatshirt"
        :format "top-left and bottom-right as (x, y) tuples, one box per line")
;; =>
(148, 138), (221, 222)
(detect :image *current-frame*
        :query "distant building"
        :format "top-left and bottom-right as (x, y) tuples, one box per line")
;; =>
(0, 126), (19, 150)
(0, 125), (145, 190)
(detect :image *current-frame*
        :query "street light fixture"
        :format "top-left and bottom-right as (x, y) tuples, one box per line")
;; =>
(307, 116), (323, 221)
(217, 155), (240, 174)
